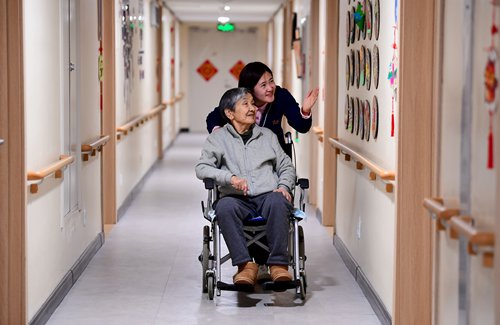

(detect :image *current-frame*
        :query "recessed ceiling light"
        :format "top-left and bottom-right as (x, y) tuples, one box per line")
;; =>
(217, 16), (230, 24)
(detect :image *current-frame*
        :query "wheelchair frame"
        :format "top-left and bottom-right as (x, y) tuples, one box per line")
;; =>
(199, 177), (309, 300)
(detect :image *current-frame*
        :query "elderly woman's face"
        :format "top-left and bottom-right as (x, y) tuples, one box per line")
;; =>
(252, 72), (276, 105)
(225, 93), (256, 127)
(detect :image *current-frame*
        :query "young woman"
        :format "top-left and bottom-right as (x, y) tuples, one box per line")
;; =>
(206, 62), (319, 153)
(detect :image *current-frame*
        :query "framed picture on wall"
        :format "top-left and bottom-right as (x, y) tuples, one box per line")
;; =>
(364, 99), (371, 141)
(372, 95), (379, 139)
(365, 47), (372, 90)
(373, 45), (379, 89)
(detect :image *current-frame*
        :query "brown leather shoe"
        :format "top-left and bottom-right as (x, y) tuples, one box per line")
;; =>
(233, 262), (258, 285)
(270, 265), (293, 282)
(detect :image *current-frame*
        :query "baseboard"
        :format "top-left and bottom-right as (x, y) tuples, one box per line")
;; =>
(333, 235), (392, 325)
(29, 232), (104, 325)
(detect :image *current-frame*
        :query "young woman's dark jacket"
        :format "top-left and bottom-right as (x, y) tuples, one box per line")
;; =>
(206, 86), (312, 152)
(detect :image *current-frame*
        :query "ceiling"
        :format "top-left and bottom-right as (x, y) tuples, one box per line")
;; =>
(165, 0), (285, 23)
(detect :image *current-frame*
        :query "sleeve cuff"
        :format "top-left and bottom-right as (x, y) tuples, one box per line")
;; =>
(300, 109), (312, 119)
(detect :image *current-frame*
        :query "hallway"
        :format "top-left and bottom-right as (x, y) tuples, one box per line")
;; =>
(46, 133), (380, 325)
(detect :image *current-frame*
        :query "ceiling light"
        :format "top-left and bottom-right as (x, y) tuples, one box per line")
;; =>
(217, 16), (230, 24)
(224, 5), (231, 11)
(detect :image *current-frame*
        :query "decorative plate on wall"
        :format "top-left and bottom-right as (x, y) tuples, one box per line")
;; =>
(346, 55), (351, 90)
(374, 0), (380, 40)
(361, 0), (367, 40)
(346, 10), (351, 47)
(358, 98), (364, 140)
(355, 6), (361, 41)
(345, 95), (350, 129)
(373, 44), (379, 89)
(360, 46), (366, 86)
(372, 95), (379, 139)
(366, 0), (373, 40)
(364, 99), (371, 141)
(349, 96), (355, 133)
(350, 49), (355, 86)
(354, 96), (359, 135)
(351, 6), (356, 44)
(365, 47), (372, 90)
(355, 49), (360, 88)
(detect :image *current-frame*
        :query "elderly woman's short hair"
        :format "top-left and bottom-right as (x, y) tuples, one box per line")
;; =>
(218, 87), (251, 121)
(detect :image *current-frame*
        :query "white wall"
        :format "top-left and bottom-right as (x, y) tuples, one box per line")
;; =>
(24, 0), (101, 319)
(335, 0), (397, 315)
(437, 0), (496, 324)
(115, 0), (163, 208)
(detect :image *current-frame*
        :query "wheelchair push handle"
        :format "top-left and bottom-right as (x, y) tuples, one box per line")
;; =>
(203, 178), (215, 189)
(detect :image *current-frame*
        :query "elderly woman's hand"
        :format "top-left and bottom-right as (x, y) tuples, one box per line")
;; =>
(230, 176), (249, 195)
(274, 187), (292, 202)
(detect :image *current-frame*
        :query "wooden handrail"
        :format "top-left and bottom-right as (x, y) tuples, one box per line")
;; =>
(27, 155), (74, 194)
(81, 135), (110, 161)
(116, 115), (142, 135)
(116, 103), (167, 140)
(312, 126), (324, 143)
(449, 216), (495, 267)
(328, 137), (395, 192)
(422, 197), (461, 231)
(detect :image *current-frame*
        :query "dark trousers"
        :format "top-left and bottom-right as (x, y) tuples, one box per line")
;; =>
(215, 191), (292, 266)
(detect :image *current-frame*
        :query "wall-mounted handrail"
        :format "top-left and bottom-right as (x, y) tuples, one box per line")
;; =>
(449, 216), (495, 267)
(422, 197), (461, 231)
(312, 126), (324, 143)
(27, 155), (74, 194)
(116, 115), (142, 136)
(81, 135), (110, 161)
(328, 137), (395, 192)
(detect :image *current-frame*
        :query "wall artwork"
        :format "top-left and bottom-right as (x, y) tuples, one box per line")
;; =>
(365, 47), (372, 90)
(366, 0), (373, 40)
(350, 49), (355, 86)
(372, 95), (379, 139)
(355, 49), (360, 88)
(349, 96), (355, 133)
(374, 0), (380, 40)
(346, 55), (351, 90)
(345, 95), (350, 129)
(354, 96), (359, 135)
(373, 44), (379, 89)
(364, 99), (371, 141)
(360, 46), (366, 86)
(358, 97), (364, 140)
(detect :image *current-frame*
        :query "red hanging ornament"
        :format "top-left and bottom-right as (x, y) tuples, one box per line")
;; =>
(485, 50), (497, 169)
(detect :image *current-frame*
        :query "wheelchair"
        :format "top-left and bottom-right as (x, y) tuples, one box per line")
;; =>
(198, 133), (309, 300)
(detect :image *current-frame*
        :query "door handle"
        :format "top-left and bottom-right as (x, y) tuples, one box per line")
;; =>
(0, 138), (4, 145)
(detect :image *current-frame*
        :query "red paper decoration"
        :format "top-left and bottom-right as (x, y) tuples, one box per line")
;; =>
(229, 60), (245, 80)
(197, 60), (218, 81)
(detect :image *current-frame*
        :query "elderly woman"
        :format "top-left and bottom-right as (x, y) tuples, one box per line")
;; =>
(195, 87), (296, 286)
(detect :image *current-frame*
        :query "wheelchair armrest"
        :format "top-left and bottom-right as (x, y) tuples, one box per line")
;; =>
(203, 178), (215, 190)
(297, 178), (309, 189)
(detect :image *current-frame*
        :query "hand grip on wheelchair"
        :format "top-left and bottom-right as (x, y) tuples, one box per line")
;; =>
(297, 178), (309, 189)
(203, 178), (215, 189)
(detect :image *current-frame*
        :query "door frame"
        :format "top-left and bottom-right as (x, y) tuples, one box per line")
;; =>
(394, 0), (438, 323)
(0, 0), (26, 323)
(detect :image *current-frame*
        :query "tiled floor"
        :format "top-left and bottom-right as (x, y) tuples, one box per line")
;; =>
(47, 133), (381, 325)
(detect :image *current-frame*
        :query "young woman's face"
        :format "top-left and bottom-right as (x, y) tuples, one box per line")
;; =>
(252, 72), (276, 105)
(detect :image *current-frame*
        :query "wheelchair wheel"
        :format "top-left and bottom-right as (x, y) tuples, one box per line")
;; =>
(207, 274), (215, 300)
(298, 273), (307, 300)
(200, 225), (210, 293)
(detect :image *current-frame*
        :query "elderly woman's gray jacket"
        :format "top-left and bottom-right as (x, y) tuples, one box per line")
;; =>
(195, 124), (296, 197)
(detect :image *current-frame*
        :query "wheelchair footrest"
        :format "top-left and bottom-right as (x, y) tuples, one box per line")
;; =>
(217, 281), (255, 292)
(262, 280), (300, 292)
